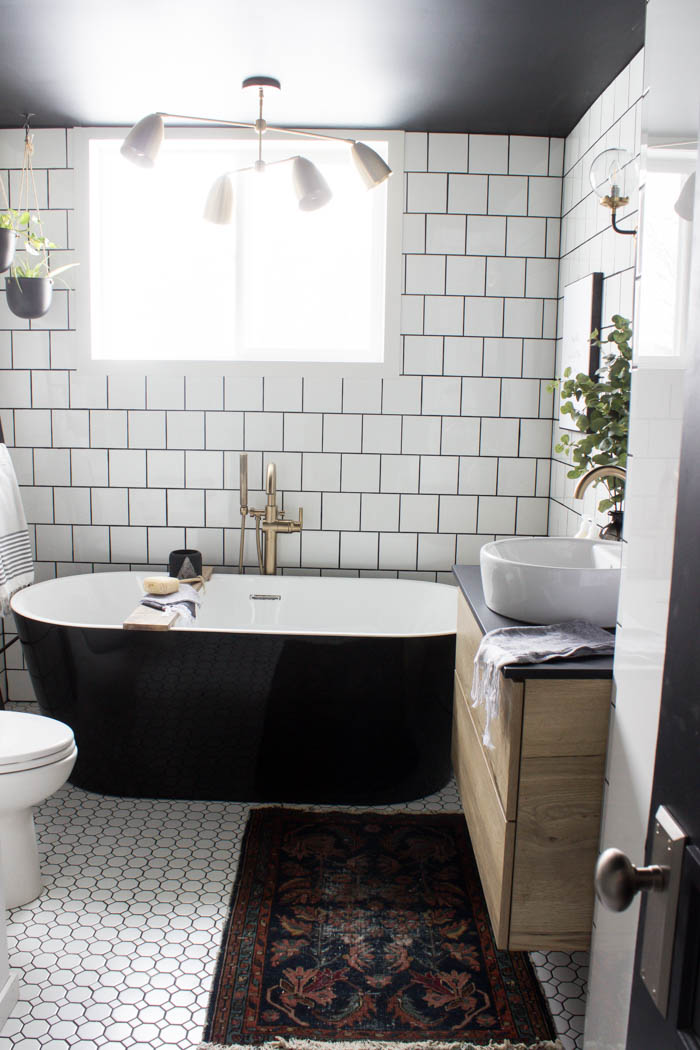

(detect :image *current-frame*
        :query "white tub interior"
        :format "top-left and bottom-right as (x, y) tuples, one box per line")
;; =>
(11, 572), (457, 638)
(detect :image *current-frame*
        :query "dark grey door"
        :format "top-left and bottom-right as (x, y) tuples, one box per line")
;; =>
(623, 173), (700, 1048)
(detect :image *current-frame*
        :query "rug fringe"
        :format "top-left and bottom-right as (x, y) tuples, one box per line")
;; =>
(198, 1039), (564, 1050)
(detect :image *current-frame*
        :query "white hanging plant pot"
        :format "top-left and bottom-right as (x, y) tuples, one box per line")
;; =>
(0, 229), (17, 273)
(6, 276), (53, 319)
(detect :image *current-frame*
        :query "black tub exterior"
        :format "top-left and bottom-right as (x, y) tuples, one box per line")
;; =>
(14, 615), (455, 804)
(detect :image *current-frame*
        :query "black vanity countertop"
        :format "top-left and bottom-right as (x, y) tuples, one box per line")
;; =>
(452, 564), (614, 682)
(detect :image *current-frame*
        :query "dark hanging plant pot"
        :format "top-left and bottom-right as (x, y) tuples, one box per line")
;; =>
(5, 276), (53, 320)
(600, 508), (624, 541)
(0, 229), (17, 273)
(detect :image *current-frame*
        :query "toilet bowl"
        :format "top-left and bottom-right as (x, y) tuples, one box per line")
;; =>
(0, 711), (77, 908)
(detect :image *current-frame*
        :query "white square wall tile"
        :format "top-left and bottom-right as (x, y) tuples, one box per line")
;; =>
(439, 495), (477, 533)
(90, 409), (128, 448)
(464, 297), (503, 337)
(225, 376), (263, 411)
(516, 496), (549, 534)
(469, 135), (508, 174)
(323, 414), (362, 453)
(459, 456), (498, 495)
(478, 495), (517, 533)
(148, 449), (185, 487)
(265, 376), (303, 412)
(383, 377), (422, 415)
(129, 488), (167, 526)
(466, 215), (506, 256)
(34, 447), (70, 486)
(403, 335), (443, 376)
(340, 531), (378, 569)
(30, 370), (69, 409)
(303, 376), (343, 413)
(167, 489), (205, 527)
(13, 331), (50, 368)
(166, 411), (205, 450)
(443, 337), (483, 377)
(263, 451), (302, 491)
(379, 532), (417, 570)
(14, 409), (51, 447)
(91, 487), (129, 525)
(185, 374), (224, 410)
(401, 294), (424, 334)
(418, 533), (456, 571)
(363, 415), (402, 454)
(441, 417), (480, 456)
(53, 486), (90, 524)
(480, 417), (519, 456)
(448, 174), (488, 214)
(497, 457), (537, 496)
(284, 413), (323, 452)
(461, 377), (500, 417)
(424, 296), (463, 336)
(0, 370), (31, 408)
(110, 525), (148, 563)
(147, 374), (185, 409)
(402, 416), (441, 455)
(70, 448), (108, 486)
(526, 258), (559, 298)
(128, 410), (166, 449)
(71, 524), (109, 562)
(185, 527), (224, 565)
(52, 409), (89, 448)
(549, 138), (565, 176)
(343, 378), (382, 414)
(244, 412), (283, 451)
(528, 176), (563, 217)
(422, 376), (461, 416)
(362, 492), (400, 531)
(302, 530), (340, 568)
(205, 411), (244, 450)
(488, 175), (528, 215)
(322, 492), (360, 531)
(509, 136), (549, 175)
(504, 298), (543, 338)
(403, 213), (426, 254)
(419, 455), (459, 494)
(70, 373), (107, 409)
(109, 449), (146, 488)
(426, 214), (466, 254)
(406, 172), (447, 213)
(445, 256), (485, 296)
(486, 257), (526, 297)
(302, 453), (341, 491)
(20, 486), (54, 524)
(520, 418), (553, 457)
(341, 453), (380, 492)
(185, 450), (224, 488)
(428, 133), (468, 172)
(400, 494), (438, 532)
(147, 525), (185, 562)
(380, 455), (419, 493)
(500, 378), (541, 418)
(405, 255), (445, 295)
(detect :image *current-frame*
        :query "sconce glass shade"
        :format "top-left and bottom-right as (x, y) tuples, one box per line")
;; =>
(203, 174), (234, 224)
(120, 113), (164, 168)
(589, 147), (633, 202)
(675, 171), (696, 222)
(351, 141), (392, 188)
(293, 156), (332, 211)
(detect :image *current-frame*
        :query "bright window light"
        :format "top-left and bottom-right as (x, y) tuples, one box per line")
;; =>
(86, 135), (390, 365)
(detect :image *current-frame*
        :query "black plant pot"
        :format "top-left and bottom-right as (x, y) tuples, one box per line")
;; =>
(0, 229), (17, 273)
(5, 276), (53, 320)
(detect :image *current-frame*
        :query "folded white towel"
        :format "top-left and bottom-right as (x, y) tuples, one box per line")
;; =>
(0, 444), (34, 615)
(471, 620), (614, 749)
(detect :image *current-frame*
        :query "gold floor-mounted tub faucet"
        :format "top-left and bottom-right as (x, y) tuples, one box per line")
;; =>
(238, 455), (303, 574)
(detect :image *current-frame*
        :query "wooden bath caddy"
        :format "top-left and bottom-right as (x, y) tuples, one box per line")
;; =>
(123, 567), (213, 631)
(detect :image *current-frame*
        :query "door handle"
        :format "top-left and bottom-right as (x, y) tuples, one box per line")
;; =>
(595, 848), (668, 912)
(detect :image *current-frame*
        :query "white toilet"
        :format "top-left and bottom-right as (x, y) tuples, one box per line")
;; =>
(0, 711), (77, 909)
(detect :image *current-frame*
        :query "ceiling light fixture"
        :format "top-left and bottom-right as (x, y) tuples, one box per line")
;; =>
(121, 76), (392, 223)
(589, 147), (637, 236)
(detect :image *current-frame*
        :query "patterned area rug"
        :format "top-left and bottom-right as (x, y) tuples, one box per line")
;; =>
(201, 809), (558, 1049)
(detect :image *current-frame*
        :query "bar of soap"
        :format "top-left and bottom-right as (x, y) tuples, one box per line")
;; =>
(143, 576), (180, 595)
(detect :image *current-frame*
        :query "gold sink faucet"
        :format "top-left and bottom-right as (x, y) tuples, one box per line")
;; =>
(238, 456), (303, 574)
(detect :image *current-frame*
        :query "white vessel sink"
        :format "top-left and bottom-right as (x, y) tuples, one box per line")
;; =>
(480, 537), (622, 627)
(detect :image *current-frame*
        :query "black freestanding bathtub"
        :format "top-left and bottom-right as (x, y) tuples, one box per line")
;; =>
(11, 572), (456, 804)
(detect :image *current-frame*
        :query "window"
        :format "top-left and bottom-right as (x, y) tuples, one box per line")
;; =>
(74, 128), (403, 375)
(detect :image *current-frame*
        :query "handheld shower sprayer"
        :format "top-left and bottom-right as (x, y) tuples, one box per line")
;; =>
(238, 453), (248, 573)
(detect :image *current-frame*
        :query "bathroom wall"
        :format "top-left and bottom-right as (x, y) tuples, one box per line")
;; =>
(549, 53), (644, 535)
(0, 128), (563, 702)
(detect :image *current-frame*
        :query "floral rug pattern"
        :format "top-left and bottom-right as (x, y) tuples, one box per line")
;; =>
(204, 809), (555, 1045)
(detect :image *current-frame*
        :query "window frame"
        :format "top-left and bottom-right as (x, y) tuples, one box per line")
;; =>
(72, 126), (404, 378)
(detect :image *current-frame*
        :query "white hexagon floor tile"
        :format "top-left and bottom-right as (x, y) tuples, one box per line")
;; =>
(2, 720), (587, 1048)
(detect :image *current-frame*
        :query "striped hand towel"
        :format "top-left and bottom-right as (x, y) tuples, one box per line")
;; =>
(0, 443), (34, 614)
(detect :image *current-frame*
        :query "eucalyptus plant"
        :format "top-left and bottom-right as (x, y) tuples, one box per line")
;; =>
(549, 314), (632, 513)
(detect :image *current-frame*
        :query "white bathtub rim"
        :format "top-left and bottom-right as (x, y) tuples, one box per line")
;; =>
(10, 571), (458, 639)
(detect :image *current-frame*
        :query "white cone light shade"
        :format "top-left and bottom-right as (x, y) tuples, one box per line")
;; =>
(203, 174), (234, 224)
(120, 113), (165, 168)
(675, 171), (695, 222)
(351, 141), (392, 188)
(293, 156), (332, 211)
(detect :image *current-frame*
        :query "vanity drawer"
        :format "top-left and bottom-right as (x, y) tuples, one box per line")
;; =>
(455, 592), (523, 819)
(452, 671), (515, 947)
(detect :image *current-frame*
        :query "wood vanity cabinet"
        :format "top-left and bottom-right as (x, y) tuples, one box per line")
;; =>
(452, 589), (612, 951)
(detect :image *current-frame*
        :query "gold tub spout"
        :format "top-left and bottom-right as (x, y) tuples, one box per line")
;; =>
(573, 465), (626, 500)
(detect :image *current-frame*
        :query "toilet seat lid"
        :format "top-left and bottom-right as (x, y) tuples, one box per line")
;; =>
(0, 711), (75, 769)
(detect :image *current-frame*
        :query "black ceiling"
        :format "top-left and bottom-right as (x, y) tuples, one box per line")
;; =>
(0, 0), (645, 136)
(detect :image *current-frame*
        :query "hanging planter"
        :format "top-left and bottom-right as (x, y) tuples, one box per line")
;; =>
(6, 275), (53, 319)
(4, 121), (77, 321)
(0, 228), (17, 273)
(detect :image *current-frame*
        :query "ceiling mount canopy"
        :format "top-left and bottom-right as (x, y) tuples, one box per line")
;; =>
(120, 75), (392, 223)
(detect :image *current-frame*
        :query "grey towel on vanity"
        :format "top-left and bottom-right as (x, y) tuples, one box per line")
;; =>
(471, 620), (614, 749)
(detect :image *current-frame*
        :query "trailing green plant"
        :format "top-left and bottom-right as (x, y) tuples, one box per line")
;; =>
(548, 314), (632, 513)
(9, 211), (77, 281)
